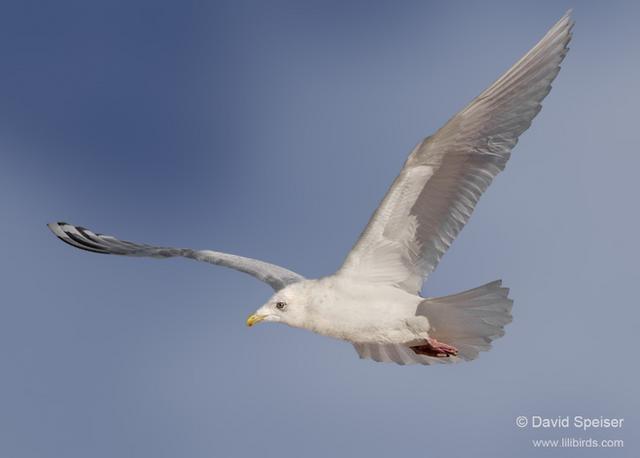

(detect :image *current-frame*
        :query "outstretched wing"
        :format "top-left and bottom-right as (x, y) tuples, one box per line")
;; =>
(48, 222), (304, 291)
(339, 12), (573, 294)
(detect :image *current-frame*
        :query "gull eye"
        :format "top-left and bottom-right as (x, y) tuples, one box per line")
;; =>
(275, 301), (287, 310)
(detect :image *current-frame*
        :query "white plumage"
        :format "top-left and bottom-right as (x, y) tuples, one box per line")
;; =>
(49, 12), (573, 365)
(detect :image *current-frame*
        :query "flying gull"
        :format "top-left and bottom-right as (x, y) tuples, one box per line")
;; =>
(49, 12), (573, 365)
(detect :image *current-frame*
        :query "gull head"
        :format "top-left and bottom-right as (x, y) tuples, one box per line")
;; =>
(246, 282), (310, 328)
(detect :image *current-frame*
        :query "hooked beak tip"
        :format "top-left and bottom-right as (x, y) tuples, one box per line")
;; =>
(246, 314), (265, 327)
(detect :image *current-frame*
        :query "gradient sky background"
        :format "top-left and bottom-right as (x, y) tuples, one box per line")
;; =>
(1, 1), (638, 457)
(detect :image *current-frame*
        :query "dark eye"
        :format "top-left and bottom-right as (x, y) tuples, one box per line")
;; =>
(275, 301), (287, 310)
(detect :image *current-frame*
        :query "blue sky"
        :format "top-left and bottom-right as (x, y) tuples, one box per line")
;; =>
(1, 1), (638, 457)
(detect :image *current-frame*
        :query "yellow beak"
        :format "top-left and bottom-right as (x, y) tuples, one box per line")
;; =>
(246, 314), (266, 327)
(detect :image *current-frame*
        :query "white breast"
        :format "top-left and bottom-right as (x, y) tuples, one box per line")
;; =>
(302, 275), (424, 344)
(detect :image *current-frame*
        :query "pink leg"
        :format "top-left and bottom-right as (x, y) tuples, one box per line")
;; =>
(410, 338), (458, 357)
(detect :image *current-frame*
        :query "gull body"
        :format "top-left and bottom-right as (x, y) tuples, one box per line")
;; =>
(48, 12), (573, 365)
(254, 276), (424, 344)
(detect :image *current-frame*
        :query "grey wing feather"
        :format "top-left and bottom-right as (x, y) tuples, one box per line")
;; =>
(340, 11), (573, 294)
(48, 222), (304, 291)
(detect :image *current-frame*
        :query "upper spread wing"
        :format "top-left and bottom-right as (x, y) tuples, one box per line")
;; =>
(48, 222), (304, 291)
(339, 12), (573, 294)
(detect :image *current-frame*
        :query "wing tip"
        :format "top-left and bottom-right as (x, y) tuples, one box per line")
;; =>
(47, 221), (111, 254)
(559, 9), (575, 38)
(46, 221), (66, 237)
(543, 10), (574, 45)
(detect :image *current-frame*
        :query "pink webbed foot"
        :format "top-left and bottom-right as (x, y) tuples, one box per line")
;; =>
(410, 338), (459, 358)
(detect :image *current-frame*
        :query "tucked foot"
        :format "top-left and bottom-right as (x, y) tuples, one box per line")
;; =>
(410, 338), (459, 358)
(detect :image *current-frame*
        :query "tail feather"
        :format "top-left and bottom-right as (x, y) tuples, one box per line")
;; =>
(353, 280), (513, 365)
(418, 280), (513, 361)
